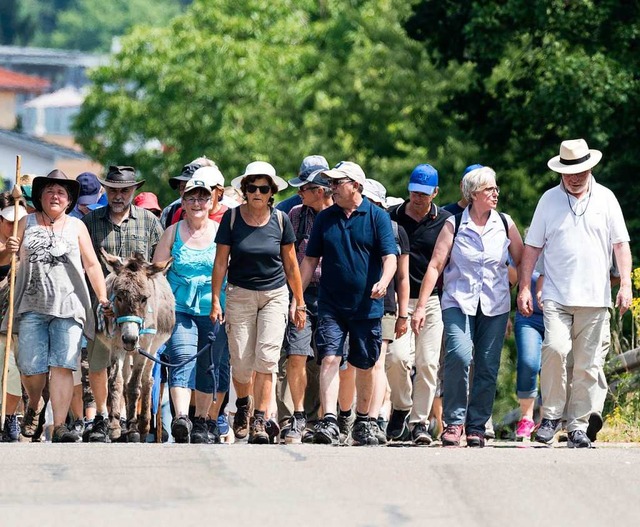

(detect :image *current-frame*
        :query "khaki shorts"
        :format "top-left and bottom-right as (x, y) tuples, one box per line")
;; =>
(381, 313), (397, 342)
(87, 336), (112, 372)
(0, 334), (22, 397)
(225, 284), (289, 384)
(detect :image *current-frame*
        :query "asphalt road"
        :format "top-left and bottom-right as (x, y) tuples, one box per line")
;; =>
(0, 441), (639, 527)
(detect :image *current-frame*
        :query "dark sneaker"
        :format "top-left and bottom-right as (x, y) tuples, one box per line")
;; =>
(82, 420), (94, 442)
(351, 420), (379, 446)
(466, 431), (485, 448)
(206, 419), (221, 444)
(411, 422), (432, 445)
(534, 418), (561, 445)
(302, 424), (315, 444)
(88, 414), (110, 443)
(21, 405), (42, 438)
(387, 409), (410, 441)
(441, 424), (463, 447)
(370, 420), (387, 445)
(248, 416), (270, 445)
(586, 413), (603, 442)
(2, 415), (20, 442)
(312, 418), (340, 445)
(568, 430), (592, 449)
(52, 424), (79, 443)
(284, 416), (306, 445)
(233, 396), (253, 440)
(265, 418), (280, 444)
(171, 415), (192, 444)
(337, 412), (355, 444)
(190, 417), (211, 444)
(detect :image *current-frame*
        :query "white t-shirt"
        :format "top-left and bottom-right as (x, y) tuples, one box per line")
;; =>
(525, 178), (629, 307)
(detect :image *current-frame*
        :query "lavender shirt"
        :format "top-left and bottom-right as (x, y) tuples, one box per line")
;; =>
(441, 208), (513, 317)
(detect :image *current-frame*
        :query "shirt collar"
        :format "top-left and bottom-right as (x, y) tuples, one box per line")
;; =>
(399, 200), (438, 221)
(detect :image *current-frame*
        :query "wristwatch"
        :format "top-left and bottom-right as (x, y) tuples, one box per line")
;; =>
(296, 305), (307, 311)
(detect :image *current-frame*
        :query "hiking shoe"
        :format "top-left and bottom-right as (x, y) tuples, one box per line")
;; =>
(352, 420), (379, 446)
(484, 416), (496, 440)
(88, 414), (110, 443)
(370, 420), (387, 445)
(233, 396), (253, 440)
(217, 414), (230, 436)
(411, 422), (432, 445)
(171, 415), (192, 444)
(82, 419), (94, 442)
(206, 419), (221, 444)
(515, 417), (536, 441)
(265, 418), (280, 444)
(52, 424), (79, 443)
(21, 405), (42, 438)
(377, 417), (389, 436)
(586, 412), (603, 442)
(337, 412), (355, 444)
(191, 417), (212, 444)
(302, 424), (315, 443)
(312, 418), (340, 445)
(248, 416), (270, 445)
(567, 429), (592, 449)
(284, 415), (306, 445)
(2, 415), (20, 442)
(441, 424), (463, 447)
(534, 418), (561, 445)
(387, 409), (410, 441)
(466, 431), (485, 448)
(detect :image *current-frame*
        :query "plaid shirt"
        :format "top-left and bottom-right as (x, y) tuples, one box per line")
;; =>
(288, 204), (321, 286)
(82, 204), (164, 276)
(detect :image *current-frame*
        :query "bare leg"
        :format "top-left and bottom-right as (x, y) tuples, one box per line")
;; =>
(71, 384), (84, 420)
(519, 397), (536, 420)
(21, 373), (47, 412)
(194, 390), (213, 418)
(287, 355), (308, 412)
(253, 372), (272, 413)
(170, 387), (192, 417)
(207, 392), (226, 419)
(368, 343), (388, 418)
(3, 393), (21, 414)
(338, 363), (355, 412)
(320, 356), (342, 415)
(89, 369), (108, 415)
(354, 366), (374, 416)
(49, 367), (74, 427)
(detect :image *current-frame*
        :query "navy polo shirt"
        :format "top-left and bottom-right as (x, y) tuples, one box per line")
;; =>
(306, 197), (397, 319)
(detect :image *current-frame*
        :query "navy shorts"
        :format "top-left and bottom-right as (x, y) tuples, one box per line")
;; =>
(316, 313), (381, 370)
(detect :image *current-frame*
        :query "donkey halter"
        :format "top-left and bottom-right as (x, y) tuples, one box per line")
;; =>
(110, 293), (157, 337)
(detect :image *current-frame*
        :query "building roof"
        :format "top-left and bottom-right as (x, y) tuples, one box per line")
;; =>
(0, 66), (50, 92)
(0, 128), (90, 160)
(0, 46), (105, 69)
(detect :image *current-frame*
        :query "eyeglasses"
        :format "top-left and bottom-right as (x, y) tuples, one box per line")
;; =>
(480, 186), (500, 195)
(246, 184), (271, 194)
(184, 197), (211, 205)
(329, 178), (352, 188)
(298, 186), (320, 193)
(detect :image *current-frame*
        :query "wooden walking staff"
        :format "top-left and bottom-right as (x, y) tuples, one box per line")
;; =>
(1, 155), (23, 426)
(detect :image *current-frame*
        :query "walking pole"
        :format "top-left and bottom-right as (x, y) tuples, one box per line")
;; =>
(1, 155), (22, 426)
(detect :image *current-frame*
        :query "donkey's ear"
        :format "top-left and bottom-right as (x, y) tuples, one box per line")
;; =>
(146, 257), (173, 277)
(101, 248), (123, 274)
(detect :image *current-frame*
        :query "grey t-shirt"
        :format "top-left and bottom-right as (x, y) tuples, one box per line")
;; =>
(215, 208), (296, 291)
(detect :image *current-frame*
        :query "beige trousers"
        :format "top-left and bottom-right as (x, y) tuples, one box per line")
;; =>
(385, 296), (443, 425)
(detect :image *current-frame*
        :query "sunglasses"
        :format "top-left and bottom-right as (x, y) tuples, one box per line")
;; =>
(329, 178), (352, 187)
(246, 184), (271, 194)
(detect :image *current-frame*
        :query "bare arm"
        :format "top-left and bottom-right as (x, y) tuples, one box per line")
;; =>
(152, 223), (177, 264)
(78, 221), (108, 304)
(371, 254), (397, 299)
(299, 256), (320, 291)
(210, 243), (230, 323)
(411, 221), (454, 333)
(613, 241), (632, 315)
(516, 245), (543, 316)
(394, 253), (410, 338)
(282, 243), (306, 330)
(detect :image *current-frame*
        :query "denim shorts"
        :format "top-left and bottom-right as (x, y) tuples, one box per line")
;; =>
(17, 312), (83, 375)
(283, 288), (319, 358)
(164, 312), (226, 394)
(316, 312), (381, 370)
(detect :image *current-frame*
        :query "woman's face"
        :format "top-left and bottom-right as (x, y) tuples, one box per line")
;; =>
(0, 217), (12, 238)
(245, 177), (272, 209)
(182, 189), (213, 218)
(473, 177), (499, 210)
(41, 183), (70, 216)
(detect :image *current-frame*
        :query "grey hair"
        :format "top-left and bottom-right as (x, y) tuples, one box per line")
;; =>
(462, 167), (497, 202)
(322, 188), (333, 198)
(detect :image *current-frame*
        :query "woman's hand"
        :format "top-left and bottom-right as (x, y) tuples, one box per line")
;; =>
(6, 235), (20, 254)
(411, 305), (427, 334)
(99, 298), (113, 318)
(293, 307), (307, 330)
(210, 299), (225, 324)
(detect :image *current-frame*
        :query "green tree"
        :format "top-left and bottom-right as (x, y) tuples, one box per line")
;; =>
(74, 0), (472, 206)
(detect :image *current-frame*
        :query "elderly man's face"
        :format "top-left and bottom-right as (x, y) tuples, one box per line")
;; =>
(106, 186), (135, 214)
(561, 170), (591, 197)
(409, 187), (438, 209)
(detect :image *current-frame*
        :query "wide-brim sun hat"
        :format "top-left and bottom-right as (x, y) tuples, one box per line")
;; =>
(98, 165), (145, 189)
(32, 169), (80, 213)
(231, 161), (288, 192)
(547, 139), (602, 174)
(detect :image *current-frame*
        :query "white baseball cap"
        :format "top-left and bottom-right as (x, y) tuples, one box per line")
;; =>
(191, 166), (225, 189)
(322, 161), (366, 186)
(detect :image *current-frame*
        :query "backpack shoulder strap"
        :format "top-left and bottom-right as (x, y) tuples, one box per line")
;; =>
(230, 207), (236, 231)
(276, 208), (284, 235)
(499, 212), (508, 235)
(453, 212), (463, 239)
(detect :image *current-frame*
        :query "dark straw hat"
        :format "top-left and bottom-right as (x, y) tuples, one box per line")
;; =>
(98, 166), (145, 189)
(32, 169), (80, 213)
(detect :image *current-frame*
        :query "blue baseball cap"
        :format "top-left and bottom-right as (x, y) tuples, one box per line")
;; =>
(408, 164), (438, 195)
(462, 164), (483, 179)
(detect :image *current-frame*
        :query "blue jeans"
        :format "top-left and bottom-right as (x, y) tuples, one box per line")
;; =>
(164, 312), (227, 394)
(514, 312), (543, 399)
(442, 306), (509, 434)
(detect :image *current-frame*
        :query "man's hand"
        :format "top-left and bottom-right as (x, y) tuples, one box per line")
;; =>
(411, 305), (426, 334)
(370, 281), (387, 299)
(395, 317), (408, 339)
(615, 284), (633, 315)
(517, 289), (534, 317)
